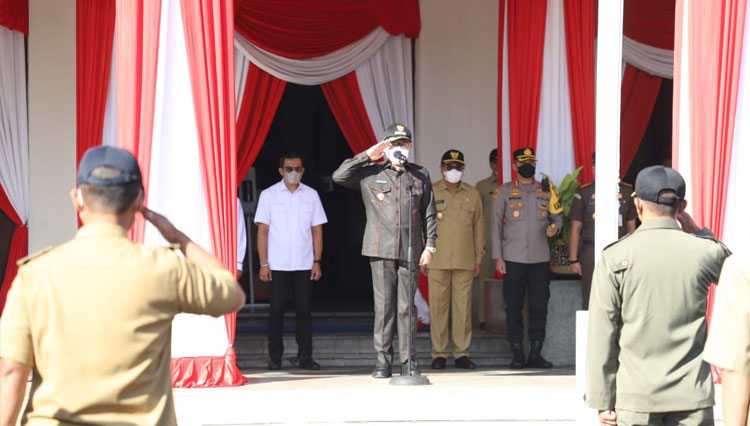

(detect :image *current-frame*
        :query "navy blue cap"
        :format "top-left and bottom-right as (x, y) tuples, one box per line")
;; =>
(634, 166), (686, 206)
(77, 146), (143, 186)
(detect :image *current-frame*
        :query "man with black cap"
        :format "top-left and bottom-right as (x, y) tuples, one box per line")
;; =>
(474, 148), (501, 327)
(585, 165), (730, 426)
(568, 152), (637, 310)
(333, 123), (437, 379)
(427, 150), (484, 370)
(490, 147), (562, 369)
(0, 146), (245, 425)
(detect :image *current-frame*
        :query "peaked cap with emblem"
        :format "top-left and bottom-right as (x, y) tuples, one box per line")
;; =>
(441, 149), (465, 164)
(513, 147), (536, 162)
(383, 123), (413, 144)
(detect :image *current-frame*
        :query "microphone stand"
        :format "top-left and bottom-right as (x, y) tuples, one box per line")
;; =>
(390, 178), (430, 386)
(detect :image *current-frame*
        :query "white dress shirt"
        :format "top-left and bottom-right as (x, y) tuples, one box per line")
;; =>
(254, 180), (327, 271)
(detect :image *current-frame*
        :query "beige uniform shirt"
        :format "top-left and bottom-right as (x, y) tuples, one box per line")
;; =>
(475, 174), (500, 248)
(0, 223), (241, 425)
(490, 179), (562, 264)
(585, 219), (731, 412)
(430, 180), (485, 270)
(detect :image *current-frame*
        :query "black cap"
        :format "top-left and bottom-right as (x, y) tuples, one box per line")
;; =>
(489, 148), (498, 162)
(382, 123), (412, 143)
(77, 146), (143, 186)
(634, 166), (686, 206)
(441, 149), (465, 164)
(513, 147), (536, 162)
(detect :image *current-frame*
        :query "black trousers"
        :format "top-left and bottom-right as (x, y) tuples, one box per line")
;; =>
(503, 261), (550, 344)
(268, 270), (313, 362)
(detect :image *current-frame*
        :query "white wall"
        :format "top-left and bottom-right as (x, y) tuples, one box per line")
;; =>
(27, 0), (77, 251)
(415, 0), (498, 185)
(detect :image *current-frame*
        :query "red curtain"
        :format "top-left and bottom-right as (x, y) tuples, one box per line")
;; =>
(563, 0), (596, 184)
(76, 0), (115, 166)
(619, 64), (662, 179)
(236, 65), (286, 182)
(0, 0), (28, 35)
(0, 187), (25, 314)
(321, 72), (377, 155)
(180, 0), (246, 387)
(234, 0), (420, 59)
(507, 0), (547, 176)
(623, 0), (676, 50)
(116, 0), (161, 243)
(496, 0), (505, 183)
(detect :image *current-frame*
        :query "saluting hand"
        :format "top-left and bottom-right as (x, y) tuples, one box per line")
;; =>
(141, 207), (182, 244)
(366, 140), (389, 162)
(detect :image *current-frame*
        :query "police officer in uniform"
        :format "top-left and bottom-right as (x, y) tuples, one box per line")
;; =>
(491, 147), (562, 369)
(428, 150), (485, 370)
(474, 148), (501, 326)
(586, 166), (731, 426)
(568, 152), (636, 310)
(333, 123), (437, 379)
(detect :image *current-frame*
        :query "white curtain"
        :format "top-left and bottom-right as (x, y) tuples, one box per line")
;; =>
(102, 36), (118, 147)
(234, 28), (390, 85)
(0, 26), (29, 223)
(536, 0), (575, 187)
(234, 47), (250, 119)
(355, 35), (414, 145)
(622, 36), (673, 79)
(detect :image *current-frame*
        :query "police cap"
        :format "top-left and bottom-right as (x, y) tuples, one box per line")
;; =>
(77, 146), (143, 187)
(513, 147), (536, 162)
(634, 165), (686, 206)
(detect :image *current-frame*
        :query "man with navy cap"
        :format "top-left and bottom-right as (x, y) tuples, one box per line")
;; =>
(0, 146), (245, 425)
(586, 166), (730, 426)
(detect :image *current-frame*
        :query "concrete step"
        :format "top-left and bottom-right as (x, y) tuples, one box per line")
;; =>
(235, 352), (512, 369)
(237, 309), (376, 333)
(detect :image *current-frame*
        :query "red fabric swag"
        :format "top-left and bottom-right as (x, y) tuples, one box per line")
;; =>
(0, 0), (28, 35)
(496, 0), (505, 183)
(236, 65), (286, 182)
(507, 0), (547, 176)
(234, 0), (420, 59)
(0, 185), (25, 314)
(563, 0), (596, 184)
(620, 64), (662, 179)
(171, 352), (244, 388)
(116, 0), (161, 243)
(180, 0), (245, 387)
(76, 0), (115, 167)
(623, 0), (676, 50)
(322, 72), (377, 155)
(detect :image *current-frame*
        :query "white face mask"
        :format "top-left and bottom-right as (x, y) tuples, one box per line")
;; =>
(385, 146), (409, 166)
(284, 171), (301, 185)
(444, 169), (463, 184)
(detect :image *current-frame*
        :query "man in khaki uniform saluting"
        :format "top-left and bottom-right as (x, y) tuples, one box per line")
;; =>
(474, 148), (500, 327)
(428, 150), (485, 370)
(586, 166), (730, 426)
(0, 146), (245, 426)
(703, 254), (750, 426)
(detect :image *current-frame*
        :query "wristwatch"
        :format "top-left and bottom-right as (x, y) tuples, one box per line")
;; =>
(313, 259), (322, 264)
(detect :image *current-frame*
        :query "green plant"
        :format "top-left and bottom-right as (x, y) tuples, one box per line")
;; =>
(542, 166), (584, 246)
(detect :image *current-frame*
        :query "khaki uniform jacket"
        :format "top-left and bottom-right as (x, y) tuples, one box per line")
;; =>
(0, 223), (242, 426)
(430, 180), (485, 270)
(332, 151), (438, 263)
(585, 219), (731, 412)
(569, 182), (637, 241)
(490, 179), (562, 264)
(475, 174), (500, 253)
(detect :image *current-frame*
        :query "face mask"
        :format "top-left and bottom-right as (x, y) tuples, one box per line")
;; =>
(386, 146), (409, 166)
(444, 169), (463, 183)
(518, 164), (535, 178)
(284, 171), (301, 185)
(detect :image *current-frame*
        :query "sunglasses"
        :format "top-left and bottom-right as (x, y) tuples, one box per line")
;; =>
(283, 166), (303, 173)
(443, 163), (465, 171)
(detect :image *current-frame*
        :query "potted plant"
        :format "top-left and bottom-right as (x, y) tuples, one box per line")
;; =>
(542, 166), (583, 276)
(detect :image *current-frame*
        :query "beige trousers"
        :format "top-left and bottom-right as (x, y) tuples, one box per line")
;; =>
(428, 269), (474, 359)
(615, 408), (713, 426)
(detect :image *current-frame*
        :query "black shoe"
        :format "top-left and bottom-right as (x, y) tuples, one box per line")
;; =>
(430, 357), (447, 370)
(455, 356), (476, 369)
(510, 342), (525, 369)
(268, 359), (281, 370)
(401, 360), (420, 376)
(526, 340), (553, 369)
(299, 358), (321, 370)
(372, 362), (392, 378)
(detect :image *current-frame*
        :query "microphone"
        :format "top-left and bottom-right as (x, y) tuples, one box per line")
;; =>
(394, 151), (408, 164)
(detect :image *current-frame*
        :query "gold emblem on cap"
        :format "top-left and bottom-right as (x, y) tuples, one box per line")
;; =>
(513, 210), (520, 218)
(437, 212), (444, 220)
(377, 193), (385, 201)
(396, 124), (404, 132)
(524, 148), (532, 156)
(450, 151), (460, 160)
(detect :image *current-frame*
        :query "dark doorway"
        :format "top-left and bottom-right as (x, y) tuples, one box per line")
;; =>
(252, 83), (372, 312)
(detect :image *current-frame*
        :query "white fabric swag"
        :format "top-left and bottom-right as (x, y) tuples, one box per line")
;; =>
(0, 26), (29, 223)
(622, 36), (674, 79)
(234, 47), (250, 119)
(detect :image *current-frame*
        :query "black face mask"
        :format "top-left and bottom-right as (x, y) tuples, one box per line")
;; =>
(518, 164), (535, 178)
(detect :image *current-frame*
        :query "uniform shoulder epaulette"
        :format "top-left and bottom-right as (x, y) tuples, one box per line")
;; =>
(580, 182), (593, 189)
(620, 182), (633, 188)
(16, 246), (54, 266)
(602, 232), (633, 252)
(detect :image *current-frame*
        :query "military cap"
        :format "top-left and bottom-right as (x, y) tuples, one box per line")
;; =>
(441, 149), (465, 164)
(489, 148), (498, 162)
(513, 147), (536, 162)
(634, 165), (686, 206)
(383, 123), (412, 144)
(77, 146), (143, 186)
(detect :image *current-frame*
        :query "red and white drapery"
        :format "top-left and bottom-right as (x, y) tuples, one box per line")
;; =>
(0, 0), (29, 315)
